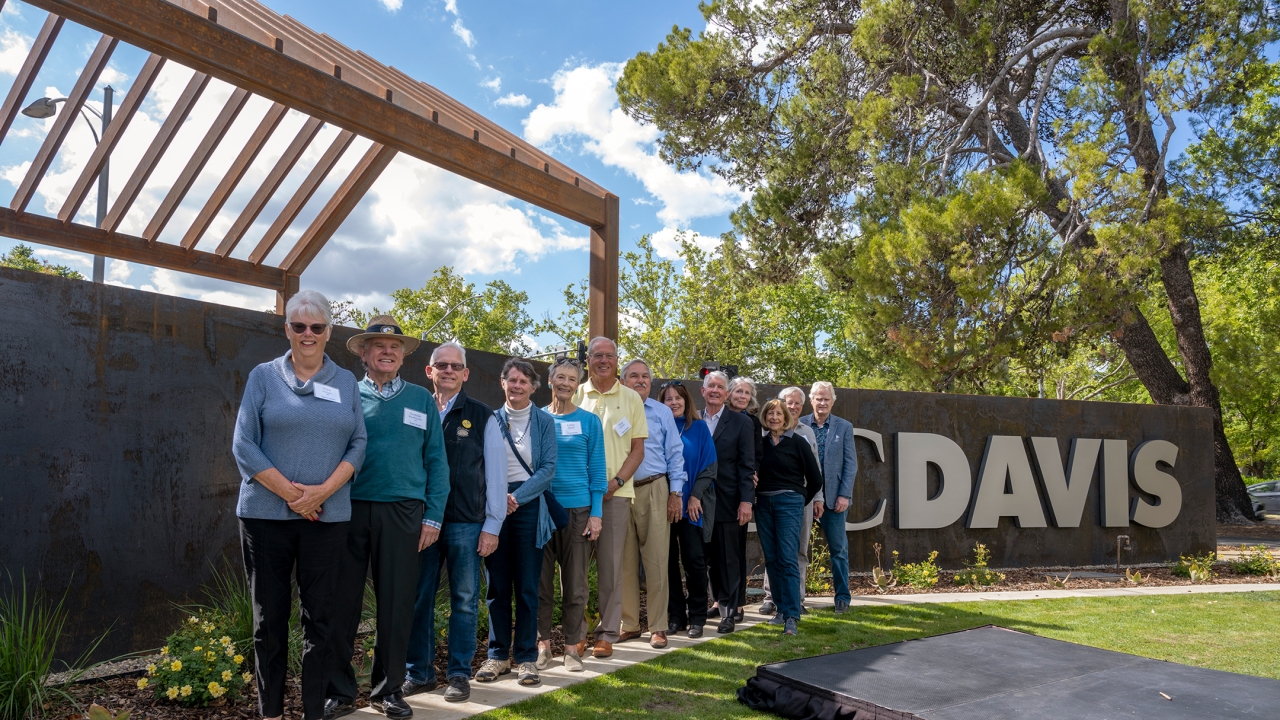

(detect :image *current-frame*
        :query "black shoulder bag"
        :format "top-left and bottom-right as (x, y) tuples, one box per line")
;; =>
(496, 411), (568, 530)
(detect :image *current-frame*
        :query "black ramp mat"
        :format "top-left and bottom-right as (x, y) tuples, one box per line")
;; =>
(749, 626), (1280, 719)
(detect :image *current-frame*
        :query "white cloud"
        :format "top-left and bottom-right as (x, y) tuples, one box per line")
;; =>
(378, 0), (404, 10)
(649, 227), (719, 260)
(451, 19), (475, 47)
(480, 76), (501, 91)
(0, 27), (31, 76)
(523, 63), (745, 225)
(444, 0), (459, 14)
(99, 64), (130, 87)
(495, 93), (531, 108)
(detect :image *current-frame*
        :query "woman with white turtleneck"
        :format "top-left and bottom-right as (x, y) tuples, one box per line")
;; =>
(476, 359), (558, 688)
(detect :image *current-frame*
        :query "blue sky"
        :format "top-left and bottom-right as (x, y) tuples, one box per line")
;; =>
(0, 0), (734, 345)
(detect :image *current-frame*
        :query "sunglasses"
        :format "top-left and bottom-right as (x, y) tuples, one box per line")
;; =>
(432, 362), (466, 371)
(289, 322), (328, 335)
(660, 380), (683, 389)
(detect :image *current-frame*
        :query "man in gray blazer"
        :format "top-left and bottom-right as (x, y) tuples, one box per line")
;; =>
(798, 381), (857, 613)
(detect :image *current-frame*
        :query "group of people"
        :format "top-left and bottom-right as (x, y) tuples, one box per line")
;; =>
(232, 290), (859, 720)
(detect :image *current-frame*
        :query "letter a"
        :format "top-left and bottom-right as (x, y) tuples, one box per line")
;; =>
(968, 436), (1047, 529)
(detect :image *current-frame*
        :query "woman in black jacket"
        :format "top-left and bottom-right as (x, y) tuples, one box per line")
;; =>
(754, 399), (823, 636)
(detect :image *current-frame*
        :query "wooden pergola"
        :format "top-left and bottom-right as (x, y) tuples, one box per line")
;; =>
(3, 0), (619, 339)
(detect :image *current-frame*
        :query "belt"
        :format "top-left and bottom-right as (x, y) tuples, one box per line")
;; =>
(633, 473), (666, 488)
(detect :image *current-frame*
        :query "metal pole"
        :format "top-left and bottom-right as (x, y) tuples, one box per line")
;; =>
(92, 85), (112, 284)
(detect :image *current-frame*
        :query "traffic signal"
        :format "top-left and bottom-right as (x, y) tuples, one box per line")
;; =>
(699, 362), (738, 379)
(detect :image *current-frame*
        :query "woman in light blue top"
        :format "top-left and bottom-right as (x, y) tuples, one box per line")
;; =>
(536, 358), (606, 672)
(231, 289), (365, 720)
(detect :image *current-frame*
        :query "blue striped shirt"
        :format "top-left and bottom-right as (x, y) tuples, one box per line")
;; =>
(544, 406), (607, 516)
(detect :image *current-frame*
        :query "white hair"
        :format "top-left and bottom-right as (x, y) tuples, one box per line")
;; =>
(587, 336), (617, 356)
(810, 381), (836, 396)
(430, 339), (468, 367)
(728, 376), (760, 413)
(778, 386), (805, 402)
(703, 370), (730, 388)
(620, 358), (650, 377)
(285, 289), (332, 324)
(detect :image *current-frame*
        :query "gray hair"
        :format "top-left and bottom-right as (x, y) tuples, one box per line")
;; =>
(586, 336), (617, 356)
(702, 370), (730, 388)
(778, 386), (805, 402)
(430, 340), (468, 367)
(729, 376), (760, 414)
(620, 358), (650, 378)
(550, 357), (584, 382)
(810, 381), (836, 396)
(285, 289), (332, 324)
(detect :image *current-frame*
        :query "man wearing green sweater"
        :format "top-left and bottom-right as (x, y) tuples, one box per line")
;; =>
(325, 316), (450, 720)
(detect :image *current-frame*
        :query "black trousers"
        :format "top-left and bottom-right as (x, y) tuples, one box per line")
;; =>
(326, 500), (424, 703)
(706, 521), (744, 617)
(668, 519), (708, 628)
(240, 518), (347, 720)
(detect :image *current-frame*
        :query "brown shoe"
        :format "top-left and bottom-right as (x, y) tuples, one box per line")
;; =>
(573, 640), (587, 656)
(592, 640), (613, 658)
(618, 630), (643, 643)
(650, 632), (668, 649)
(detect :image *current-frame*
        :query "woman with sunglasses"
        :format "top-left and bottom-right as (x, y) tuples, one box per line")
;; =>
(658, 381), (717, 638)
(233, 289), (366, 720)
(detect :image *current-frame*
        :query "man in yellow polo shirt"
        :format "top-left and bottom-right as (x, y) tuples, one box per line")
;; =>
(572, 336), (647, 659)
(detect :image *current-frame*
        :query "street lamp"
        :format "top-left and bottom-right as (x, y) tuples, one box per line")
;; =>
(22, 87), (114, 284)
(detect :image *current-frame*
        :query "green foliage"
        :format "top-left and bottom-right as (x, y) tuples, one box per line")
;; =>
(891, 550), (940, 589)
(953, 543), (1005, 588)
(181, 561), (253, 661)
(1171, 553), (1217, 582)
(1125, 569), (1147, 586)
(0, 244), (84, 280)
(367, 267), (535, 355)
(1227, 545), (1279, 577)
(0, 574), (103, 720)
(86, 704), (130, 720)
(148, 614), (249, 706)
(805, 537), (833, 595)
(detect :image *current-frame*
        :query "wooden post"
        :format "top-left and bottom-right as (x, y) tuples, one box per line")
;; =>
(276, 274), (300, 316)
(589, 193), (619, 341)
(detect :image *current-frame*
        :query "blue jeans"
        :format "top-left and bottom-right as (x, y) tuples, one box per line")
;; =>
(755, 492), (805, 621)
(819, 506), (851, 603)
(405, 521), (483, 682)
(485, 493), (544, 663)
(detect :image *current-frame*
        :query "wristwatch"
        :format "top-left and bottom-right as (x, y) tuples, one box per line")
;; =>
(613, 476), (626, 489)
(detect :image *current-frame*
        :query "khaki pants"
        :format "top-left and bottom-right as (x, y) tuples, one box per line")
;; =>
(592, 496), (631, 643)
(762, 499), (813, 604)
(538, 507), (592, 645)
(621, 477), (671, 633)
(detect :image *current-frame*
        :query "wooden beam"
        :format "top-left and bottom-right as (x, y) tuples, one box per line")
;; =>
(588, 194), (620, 341)
(275, 273), (299, 315)
(249, 128), (354, 265)
(216, 115), (323, 257)
(0, 206), (286, 290)
(26, 0), (608, 228)
(143, 86), (250, 242)
(179, 101), (288, 250)
(282, 142), (396, 275)
(10, 33), (118, 214)
(58, 53), (166, 225)
(0, 14), (65, 149)
(103, 70), (210, 233)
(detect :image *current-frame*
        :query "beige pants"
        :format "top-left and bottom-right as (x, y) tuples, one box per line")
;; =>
(592, 496), (631, 643)
(762, 499), (814, 604)
(621, 477), (671, 633)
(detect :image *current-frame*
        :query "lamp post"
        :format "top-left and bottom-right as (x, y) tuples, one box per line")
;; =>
(22, 87), (113, 283)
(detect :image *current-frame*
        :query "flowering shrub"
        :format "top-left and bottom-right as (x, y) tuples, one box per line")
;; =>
(146, 613), (251, 706)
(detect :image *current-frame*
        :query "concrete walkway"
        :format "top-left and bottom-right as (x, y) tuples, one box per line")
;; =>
(371, 582), (1280, 719)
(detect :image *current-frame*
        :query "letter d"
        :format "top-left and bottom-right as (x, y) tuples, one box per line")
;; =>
(897, 432), (972, 529)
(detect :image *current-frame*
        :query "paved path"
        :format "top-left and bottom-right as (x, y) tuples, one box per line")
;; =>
(370, 582), (1280, 718)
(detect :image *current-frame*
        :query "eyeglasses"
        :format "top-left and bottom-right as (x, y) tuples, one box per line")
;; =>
(432, 362), (466, 371)
(589, 352), (617, 360)
(289, 322), (328, 335)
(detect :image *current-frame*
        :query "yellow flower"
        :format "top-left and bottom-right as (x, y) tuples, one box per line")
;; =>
(222, 670), (233, 682)
(242, 672), (253, 684)
(170, 660), (183, 672)
(188, 616), (199, 624)
(160, 645), (169, 655)
(233, 655), (244, 665)
(208, 681), (226, 698)
(220, 636), (232, 646)
(137, 678), (149, 689)
(225, 646), (235, 657)
(180, 685), (192, 698)
(206, 651), (217, 662)
(193, 646), (202, 652)
(166, 687), (179, 700)
(146, 663), (157, 675)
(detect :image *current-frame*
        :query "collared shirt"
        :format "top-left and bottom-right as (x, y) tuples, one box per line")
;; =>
(437, 391), (459, 424)
(362, 374), (404, 399)
(636, 397), (689, 493)
(808, 416), (831, 465)
(704, 404), (725, 437)
(572, 376), (649, 499)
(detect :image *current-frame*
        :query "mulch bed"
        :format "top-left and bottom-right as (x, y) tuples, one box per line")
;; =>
(1217, 523), (1280, 540)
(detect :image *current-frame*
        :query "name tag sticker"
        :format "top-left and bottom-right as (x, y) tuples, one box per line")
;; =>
(561, 421), (582, 436)
(404, 408), (428, 429)
(613, 417), (632, 437)
(312, 382), (341, 403)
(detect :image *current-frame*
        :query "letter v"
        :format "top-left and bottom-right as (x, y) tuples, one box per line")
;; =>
(1030, 438), (1101, 528)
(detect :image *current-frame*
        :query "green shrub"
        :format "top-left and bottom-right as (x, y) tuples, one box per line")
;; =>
(1227, 545), (1279, 576)
(1171, 553), (1217, 582)
(0, 573), (104, 720)
(954, 543), (1006, 588)
(892, 550), (940, 588)
(806, 536), (834, 595)
(181, 561), (253, 656)
(147, 613), (249, 707)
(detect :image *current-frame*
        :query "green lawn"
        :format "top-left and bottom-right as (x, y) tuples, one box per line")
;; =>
(481, 591), (1280, 720)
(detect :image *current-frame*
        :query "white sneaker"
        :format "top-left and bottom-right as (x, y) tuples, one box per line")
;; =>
(517, 661), (540, 685)
(564, 647), (584, 672)
(535, 647), (552, 670)
(474, 658), (509, 682)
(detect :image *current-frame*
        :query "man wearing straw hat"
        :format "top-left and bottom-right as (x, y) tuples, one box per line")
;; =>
(325, 316), (450, 720)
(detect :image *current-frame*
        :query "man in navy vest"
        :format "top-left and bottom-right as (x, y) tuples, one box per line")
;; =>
(404, 341), (508, 703)
(798, 381), (858, 614)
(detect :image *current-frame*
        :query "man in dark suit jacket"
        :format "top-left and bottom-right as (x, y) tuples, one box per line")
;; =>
(700, 370), (756, 634)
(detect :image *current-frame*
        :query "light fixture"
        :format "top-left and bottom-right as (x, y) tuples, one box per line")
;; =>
(20, 96), (67, 119)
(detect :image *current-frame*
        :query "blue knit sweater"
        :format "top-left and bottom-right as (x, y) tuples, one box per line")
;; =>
(233, 352), (367, 522)
(544, 406), (606, 517)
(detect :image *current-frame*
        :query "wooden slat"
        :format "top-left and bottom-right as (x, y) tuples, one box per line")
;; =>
(248, 128), (354, 265)
(0, 206), (286, 289)
(282, 142), (396, 274)
(142, 86), (250, 242)
(10, 34), (118, 214)
(215, 114), (323, 257)
(589, 194), (620, 341)
(58, 53), (167, 225)
(0, 13), (65, 149)
(178, 101), (287, 250)
(103, 70), (210, 233)
(27, 0), (608, 228)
